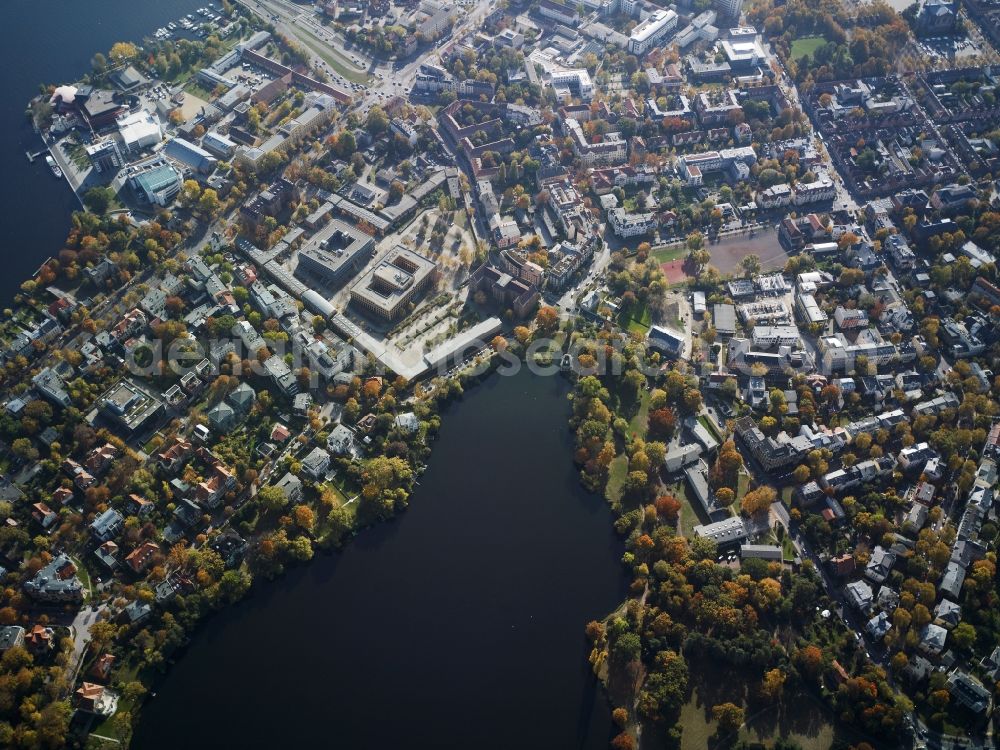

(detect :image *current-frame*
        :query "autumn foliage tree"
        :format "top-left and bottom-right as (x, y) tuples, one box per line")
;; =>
(535, 305), (559, 333)
(741, 485), (777, 516)
(711, 440), (743, 491)
(610, 732), (636, 750)
(796, 644), (824, 679)
(759, 668), (786, 700)
(654, 494), (681, 522)
(647, 407), (678, 438)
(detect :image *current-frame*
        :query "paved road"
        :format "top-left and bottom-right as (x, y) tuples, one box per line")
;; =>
(239, 0), (498, 119)
(68, 603), (109, 682)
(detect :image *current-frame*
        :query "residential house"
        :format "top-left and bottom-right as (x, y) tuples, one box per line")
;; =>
(75, 683), (120, 716)
(89, 508), (124, 542)
(933, 599), (962, 630)
(919, 623), (948, 655)
(125, 541), (160, 574)
(947, 671), (991, 714)
(0, 626), (25, 653)
(94, 541), (120, 570)
(327, 424), (355, 456)
(274, 472), (303, 504)
(25, 625), (55, 655)
(23, 554), (83, 603)
(301, 447), (331, 480)
(844, 580), (874, 613)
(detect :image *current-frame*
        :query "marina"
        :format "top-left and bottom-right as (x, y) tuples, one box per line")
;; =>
(154, 5), (224, 39)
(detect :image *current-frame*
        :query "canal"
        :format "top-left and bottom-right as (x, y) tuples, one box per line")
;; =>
(132, 368), (628, 750)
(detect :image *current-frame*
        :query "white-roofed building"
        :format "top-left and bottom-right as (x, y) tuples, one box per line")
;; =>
(117, 110), (162, 154)
(628, 9), (678, 54)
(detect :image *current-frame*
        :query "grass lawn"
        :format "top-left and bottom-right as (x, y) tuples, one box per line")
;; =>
(626, 318), (649, 335)
(680, 686), (837, 750)
(319, 479), (349, 504)
(666, 480), (704, 538)
(679, 692), (717, 750)
(628, 390), (651, 439)
(781, 486), (794, 506)
(652, 244), (687, 264)
(618, 301), (652, 334)
(328, 471), (360, 501)
(293, 26), (371, 83)
(782, 534), (796, 561)
(791, 35), (827, 61)
(70, 557), (92, 599)
(183, 80), (216, 102)
(87, 735), (119, 747)
(736, 470), (750, 501)
(697, 414), (722, 443)
(606, 455), (628, 505)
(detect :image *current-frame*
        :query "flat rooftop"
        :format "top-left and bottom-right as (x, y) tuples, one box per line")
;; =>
(98, 380), (162, 431)
(350, 246), (436, 318)
(295, 219), (375, 284)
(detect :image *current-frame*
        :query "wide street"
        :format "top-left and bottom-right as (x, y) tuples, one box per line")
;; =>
(236, 0), (498, 119)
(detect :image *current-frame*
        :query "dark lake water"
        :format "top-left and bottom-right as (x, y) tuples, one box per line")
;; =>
(0, 0), (206, 305)
(132, 369), (628, 750)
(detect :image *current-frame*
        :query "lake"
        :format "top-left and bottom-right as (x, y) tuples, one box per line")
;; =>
(0, 0), (207, 305)
(132, 369), (629, 750)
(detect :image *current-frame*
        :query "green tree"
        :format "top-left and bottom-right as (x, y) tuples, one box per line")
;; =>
(950, 622), (976, 650)
(217, 569), (252, 603)
(612, 632), (641, 667)
(11, 438), (38, 461)
(740, 253), (762, 278)
(258, 485), (288, 512)
(712, 702), (745, 733)
(83, 187), (115, 214)
(366, 105), (389, 135)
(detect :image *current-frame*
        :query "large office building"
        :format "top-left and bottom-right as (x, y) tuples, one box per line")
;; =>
(349, 246), (437, 321)
(117, 110), (162, 154)
(550, 69), (594, 101)
(694, 516), (748, 546)
(85, 139), (123, 174)
(538, 0), (579, 26)
(716, 0), (744, 20)
(295, 219), (375, 289)
(565, 119), (626, 165)
(608, 208), (657, 237)
(628, 8), (678, 55)
(97, 380), (163, 434)
(164, 137), (218, 175)
(130, 162), (182, 206)
(720, 33), (766, 70)
(202, 131), (237, 159)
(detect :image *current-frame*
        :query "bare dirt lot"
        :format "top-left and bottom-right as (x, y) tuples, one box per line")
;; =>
(660, 227), (790, 284)
(707, 227), (789, 274)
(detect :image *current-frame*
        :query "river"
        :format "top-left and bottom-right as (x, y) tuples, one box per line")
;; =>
(132, 369), (628, 749)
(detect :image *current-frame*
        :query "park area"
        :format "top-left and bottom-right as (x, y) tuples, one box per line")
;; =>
(678, 682), (838, 750)
(790, 36), (828, 62)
